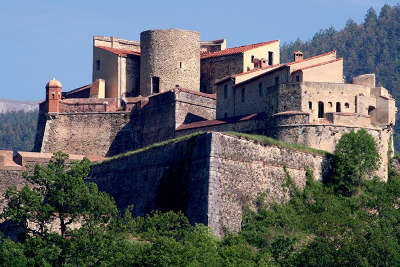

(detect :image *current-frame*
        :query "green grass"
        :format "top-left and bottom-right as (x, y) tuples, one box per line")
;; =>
(225, 132), (329, 156)
(91, 131), (205, 165)
(92, 131), (329, 166)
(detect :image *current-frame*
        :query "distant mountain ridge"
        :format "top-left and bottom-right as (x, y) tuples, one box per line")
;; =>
(0, 99), (38, 113)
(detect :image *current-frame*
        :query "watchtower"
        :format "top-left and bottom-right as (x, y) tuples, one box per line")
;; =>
(45, 78), (62, 113)
(140, 28), (200, 96)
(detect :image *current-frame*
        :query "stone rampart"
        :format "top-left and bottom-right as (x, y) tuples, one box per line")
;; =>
(175, 88), (216, 127)
(88, 132), (329, 237)
(38, 112), (132, 157)
(269, 124), (391, 180)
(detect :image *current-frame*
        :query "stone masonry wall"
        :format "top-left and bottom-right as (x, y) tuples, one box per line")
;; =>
(207, 133), (328, 236)
(39, 112), (132, 157)
(88, 132), (329, 237)
(201, 54), (243, 94)
(175, 89), (216, 127)
(140, 29), (200, 96)
(269, 125), (391, 180)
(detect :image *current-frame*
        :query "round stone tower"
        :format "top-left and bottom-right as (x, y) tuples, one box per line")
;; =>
(140, 28), (200, 96)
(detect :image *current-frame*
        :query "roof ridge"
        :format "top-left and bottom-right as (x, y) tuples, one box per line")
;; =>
(201, 40), (279, 59)
(286, 50), (336, 66)
(293, 58), (343, 71)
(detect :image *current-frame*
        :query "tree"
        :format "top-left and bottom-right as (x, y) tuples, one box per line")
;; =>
(329, 129), (380, 196)
(2, 152), (117, 239)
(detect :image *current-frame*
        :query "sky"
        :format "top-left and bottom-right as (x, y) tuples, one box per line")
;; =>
(0, 0), (399, 101)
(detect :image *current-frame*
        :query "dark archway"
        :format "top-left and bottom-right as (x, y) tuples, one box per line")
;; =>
(336, 102), (341, 112)
(318, 101), (324, 118)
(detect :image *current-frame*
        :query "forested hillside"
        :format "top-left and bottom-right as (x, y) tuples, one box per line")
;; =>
(281, 4), (400, 148)
(0, 111), (38, 152)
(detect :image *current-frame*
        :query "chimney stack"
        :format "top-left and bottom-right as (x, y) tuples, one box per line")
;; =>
(293, 51), (304, 62)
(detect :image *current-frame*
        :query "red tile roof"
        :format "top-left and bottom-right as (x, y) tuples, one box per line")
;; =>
(200, 40), (279, 59)
(96, 46), (141, 56)
(176, 112), (263, 131)
(293, 58), (343, 71)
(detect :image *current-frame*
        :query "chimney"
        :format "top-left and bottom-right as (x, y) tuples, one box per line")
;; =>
(293, 51), (304, 62)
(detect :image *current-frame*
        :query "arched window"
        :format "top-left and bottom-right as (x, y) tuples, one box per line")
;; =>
(308, 101), (312, 109)
(318, 101), (324, 118)
(345, 102), (350, 108)
(368, 106), (376, 115)
(336, 102), (341, 112)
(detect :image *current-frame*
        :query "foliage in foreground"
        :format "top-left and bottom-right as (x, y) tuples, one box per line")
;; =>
(1, 130), (400, 266)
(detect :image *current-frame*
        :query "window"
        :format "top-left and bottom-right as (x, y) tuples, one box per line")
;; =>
(251, 55), (254, 63)
(345, 102), (350, 108)
(328, 102), (332, 107)
(152, 76), (160, 94)
(309, 101), (312, 109)
(318, 101), (324, 118)
(258, 83), (263, 96)
(96, 60), (100, 71)
(241, 88), (245, 103)
(268, 51), (273, 66)
(180, 62), (183, 68)
(224, 84), (228, 99)
(368, 106), (376, 115)
(336, 102), (341, 112)
(296, 75), (300, 82)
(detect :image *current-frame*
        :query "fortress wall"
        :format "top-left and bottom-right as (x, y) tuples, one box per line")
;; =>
(273, 112), (310, 125)
(130, 91), (176, 151)
(207, 133), (328, 236)
(175, 89), (216, 127)
(88, 132), (329, 237)
(88, 133), (213, 227)
(175, 116), (265, 137)
(201, 54), (243, 94)
(278, 83), (302, 112)
(269, 125), (391, 181)
(39, 112), (132, 157)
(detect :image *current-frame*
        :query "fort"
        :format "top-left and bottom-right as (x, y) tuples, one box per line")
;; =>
(0, 28), (396, 236)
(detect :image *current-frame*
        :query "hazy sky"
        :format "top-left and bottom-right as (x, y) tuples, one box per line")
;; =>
(0, 0), (398, 101)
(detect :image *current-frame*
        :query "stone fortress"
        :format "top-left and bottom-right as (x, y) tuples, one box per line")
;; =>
(0, 28), (397, 236)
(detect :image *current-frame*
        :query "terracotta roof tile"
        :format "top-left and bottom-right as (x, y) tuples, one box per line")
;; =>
(293, 58), (343, 71)
(200, 40), (279, 59)
(96, 46), (141, 56)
